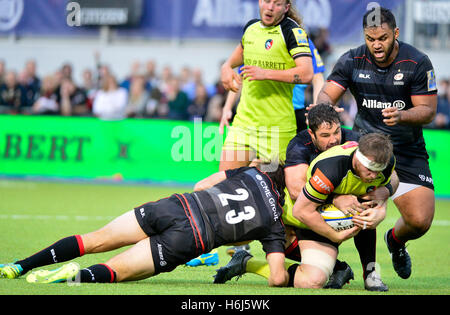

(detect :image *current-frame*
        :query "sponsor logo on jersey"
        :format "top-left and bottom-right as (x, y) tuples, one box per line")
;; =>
(293, 28), (308, 45)
(427, 69), (437, 91)
(394, 73), (404, 81)
(362, 99), (406, 110)
(265, 39), (273, 50)
(359, 73), (371, 79)
(157, 243), (167, 267)
(311, 169), (334, 195)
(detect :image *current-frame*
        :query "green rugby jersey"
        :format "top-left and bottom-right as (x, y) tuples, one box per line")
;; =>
(233, 17), (312, 132)
(282, 141), (396, 229)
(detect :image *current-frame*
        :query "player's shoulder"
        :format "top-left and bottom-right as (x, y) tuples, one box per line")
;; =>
(287, 130), (313, 149)
(243, 19), (261, 33)
(397, 41), (431, 65)
(342, 128), (361, 142)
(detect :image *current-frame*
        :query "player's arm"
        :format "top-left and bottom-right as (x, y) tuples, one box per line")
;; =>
(284, 164), (308, 201)
(312, 72), (325, 104)
(293, 190), (360, 243)
(194, 171), (227, 191)
(382, 94), (437, 126)
(266, 252), (288, 287)
(241, 56), (313, 84)
(221, 44), (244, 92)
(314, 81), (346, 111)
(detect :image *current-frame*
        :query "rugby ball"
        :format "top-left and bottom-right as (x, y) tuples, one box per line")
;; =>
(317, 204), (354, 231)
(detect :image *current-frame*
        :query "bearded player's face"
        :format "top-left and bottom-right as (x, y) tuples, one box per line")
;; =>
(364, 23), (399, 65)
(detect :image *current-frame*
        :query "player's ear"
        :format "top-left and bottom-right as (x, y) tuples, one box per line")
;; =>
(307, 128), (314, 139)
(394, 27), (400, 40)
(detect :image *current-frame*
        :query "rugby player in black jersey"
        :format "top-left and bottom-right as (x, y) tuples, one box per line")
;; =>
(214, 104), (397, 291)
(0, 165), (289, 287)
(316, 7), (437, 280)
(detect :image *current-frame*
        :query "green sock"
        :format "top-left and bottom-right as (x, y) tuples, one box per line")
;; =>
(246, 258), (296, 279)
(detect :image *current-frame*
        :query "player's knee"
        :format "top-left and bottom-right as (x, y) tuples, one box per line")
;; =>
(293, 266), (328, 289)
(268, 271), (288, 287)
(407, 215), (433, 237)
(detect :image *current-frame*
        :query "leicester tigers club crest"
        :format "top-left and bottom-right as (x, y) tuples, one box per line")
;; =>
(265, 39), (273, 50)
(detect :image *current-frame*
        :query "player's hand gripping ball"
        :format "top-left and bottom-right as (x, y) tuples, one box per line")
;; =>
(317, 204), (354, 231)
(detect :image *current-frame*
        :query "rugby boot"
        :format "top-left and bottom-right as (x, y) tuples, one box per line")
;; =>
(214, 250), (252, 284)
(384, 229), (412, 279)
(26, 262), (80, 284)
(225, 244), (251, 257)
(185, 249), (219, 267)
(0, 263), (23, 279)
(364, 270), (389, 292)
(323, 261), (354, 289)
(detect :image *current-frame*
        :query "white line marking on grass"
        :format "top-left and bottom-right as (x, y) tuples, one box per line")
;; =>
(0, 214), (115, 222)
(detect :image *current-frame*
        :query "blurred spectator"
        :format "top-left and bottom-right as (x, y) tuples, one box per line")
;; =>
(93, 74), (128, 120)
(427, 80), (450, 129)
(125, 75), (149, 118)
(82, 68), (97, 110)
(166, 77), (190, 120)
(120, 60), (150, 92)
(182, 67), (216, 102)
(61, 63), (73, 80)
(0, 60), (5, 85)
(145, 59), (158, 89)
(337, 90), (357, 127)
(157, 65), (174, 97)
(145, 86), (164, 118)
(187, 84), (209, 121)
(32, 75), (59, 115)
(20, 60), (41, 110)
(205, 94), (223, 122)
(309, 27), (332, 64)
(59, 78), (89, 116)
(0, 70), (27, 114)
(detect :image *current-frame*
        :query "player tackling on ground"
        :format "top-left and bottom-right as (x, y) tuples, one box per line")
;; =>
(315, 7), (437, 279)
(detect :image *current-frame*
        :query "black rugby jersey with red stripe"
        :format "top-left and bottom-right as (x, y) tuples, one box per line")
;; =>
(327, 41), (437, 159)
(192, 167), (285, 255)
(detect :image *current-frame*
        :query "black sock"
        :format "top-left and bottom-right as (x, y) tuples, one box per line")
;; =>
(16, 235), (85, 274)
(78, 264), (116, 283)
(353, 229), (377, 279)
(387, 227), (405, 249)
(287, 263), (300, 287)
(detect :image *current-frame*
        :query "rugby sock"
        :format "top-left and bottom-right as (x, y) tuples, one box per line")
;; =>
(246, 258), (295, 280)
(287, 263), (300, 287)
(78, 264), (116, 283)
(353, 229), (377, 279)
(16, 235), (85, 274)
(387, 227), (406, 249)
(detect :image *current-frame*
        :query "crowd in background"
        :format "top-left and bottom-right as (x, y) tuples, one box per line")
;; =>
(0, 50), (449, 130)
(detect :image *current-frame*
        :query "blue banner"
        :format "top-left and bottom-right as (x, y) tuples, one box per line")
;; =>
(0, 0), (404, 44)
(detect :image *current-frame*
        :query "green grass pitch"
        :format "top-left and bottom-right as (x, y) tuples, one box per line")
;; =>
(0, 178), (449, 296)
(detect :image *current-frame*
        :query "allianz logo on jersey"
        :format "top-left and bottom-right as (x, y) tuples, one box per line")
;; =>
(362, 99), (406, 110)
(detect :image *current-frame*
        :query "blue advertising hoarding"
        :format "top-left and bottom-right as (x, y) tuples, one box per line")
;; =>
(0, 0), (404, 43)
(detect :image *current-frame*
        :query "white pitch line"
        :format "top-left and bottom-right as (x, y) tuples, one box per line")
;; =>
(0, 214), (115, 222)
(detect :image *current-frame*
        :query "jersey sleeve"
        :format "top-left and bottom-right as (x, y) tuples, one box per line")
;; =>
(224, 167), (252, 179)
(303, 158), (344, 204)
(283, 26), (312, 59)
(410, 55), (438, 96)
(285, 140), (311, 167)
(259, 221), (286, 254)
(309, 39), (325, 74)
(327, 50), (353, 91)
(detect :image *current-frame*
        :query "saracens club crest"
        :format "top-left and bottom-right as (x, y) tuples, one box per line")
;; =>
(265, 39), (273, 50)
